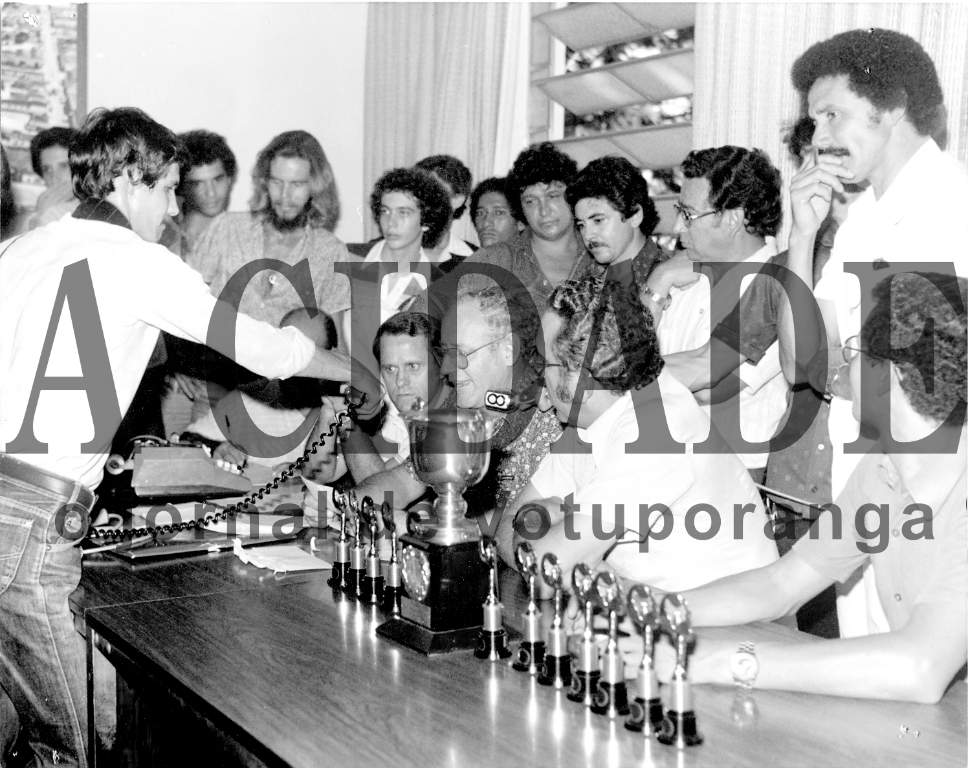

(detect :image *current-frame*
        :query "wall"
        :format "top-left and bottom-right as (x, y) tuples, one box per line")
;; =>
(86, 2), (368, 243)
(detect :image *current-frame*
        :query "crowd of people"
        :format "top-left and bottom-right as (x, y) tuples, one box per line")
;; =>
(0, 27), (966, 768)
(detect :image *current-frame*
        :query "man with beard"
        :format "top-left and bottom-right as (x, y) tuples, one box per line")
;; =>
(178, 131), (355, 422)
(187, 130), (351, 331)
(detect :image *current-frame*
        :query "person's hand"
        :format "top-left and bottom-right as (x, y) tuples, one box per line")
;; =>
(789, 151), (854, 240)
(214, 441), (247, 472)
(646, 251), (701, 297)
(168, 372), (200, 400)
(348, 359), (384, 421)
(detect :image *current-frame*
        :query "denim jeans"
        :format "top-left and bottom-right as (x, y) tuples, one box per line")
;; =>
(0, 471), (88, 767)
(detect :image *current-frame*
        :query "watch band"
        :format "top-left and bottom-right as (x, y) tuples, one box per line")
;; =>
(735, 641), (757, 691)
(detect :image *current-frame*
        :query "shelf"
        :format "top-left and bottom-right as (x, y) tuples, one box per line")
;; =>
(553, 122), (692, 173)
(535, 2), (697, 52)
(534, 47), (694, 115)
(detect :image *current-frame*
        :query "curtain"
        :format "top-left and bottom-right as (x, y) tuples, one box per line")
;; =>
(363, 2), (530, 242)
(693, 3), (968, 247)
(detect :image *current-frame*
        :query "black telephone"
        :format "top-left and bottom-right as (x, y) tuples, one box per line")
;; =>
(89, 391), (364, 544)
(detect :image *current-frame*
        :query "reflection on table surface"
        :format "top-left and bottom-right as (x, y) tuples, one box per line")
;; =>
(76, 530), (967, 768)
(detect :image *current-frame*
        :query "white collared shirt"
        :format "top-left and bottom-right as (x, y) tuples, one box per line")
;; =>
(656, 241), (788, 469)
(813, 138), (968, 497)
(363, 240), (453, 323)
(530, 371), (778, 591)
(815, 138), (968, 345)
(0, 215), (315, 488)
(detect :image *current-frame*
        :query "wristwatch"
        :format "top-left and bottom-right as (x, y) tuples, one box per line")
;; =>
(647, 286), (672, 310)
(730, 641), (758, 690)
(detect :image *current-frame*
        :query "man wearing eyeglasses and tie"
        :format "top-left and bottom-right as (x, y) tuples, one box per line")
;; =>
(641, 146), (790, 486)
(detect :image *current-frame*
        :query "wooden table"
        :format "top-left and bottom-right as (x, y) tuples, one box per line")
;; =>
(75, 534), (968, 768)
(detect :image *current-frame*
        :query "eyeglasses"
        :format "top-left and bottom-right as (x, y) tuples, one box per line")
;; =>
(674, 203), (719, 228)
(842, 335), (888, 365)
(434, 333), (511, 370)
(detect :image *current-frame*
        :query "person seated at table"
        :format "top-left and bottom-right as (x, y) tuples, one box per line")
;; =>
(471, 177), (526, 248)
(347, 274), (561, 528)
(498, 272), (778, 592)
(182, 307), (345, 485)
(643, 272), (966, 703)
(335, 312), (452, 484)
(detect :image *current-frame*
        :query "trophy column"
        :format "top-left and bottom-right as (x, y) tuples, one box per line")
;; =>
(381, 502), (402, 617)
(329, 491), (351, 590)
(474, 538), (512, 660)
(656, 594), (703, 748)
(567, 564), (601, 706)
(624, 585), (664, 735)
(359, 497), (384, 604)
(589, 571), (630, 718)
(512, 543), (545, 674)
(537, 553), (571, 688)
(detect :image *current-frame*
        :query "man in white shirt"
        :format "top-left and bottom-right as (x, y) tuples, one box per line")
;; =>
(499, 273), (778, 593)
(645, 146), (790, 483)
(778, 28), (968, 634)
(0, 107), (380, 767)
(644, 271), (966, 704)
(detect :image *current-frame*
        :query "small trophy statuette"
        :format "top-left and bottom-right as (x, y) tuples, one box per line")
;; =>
(359, 496), (384, 604)
(589, 571), (630, 718)
(656, 594), (703, 748)
(329, 490), (351, 591)
(474, 538), (511, 660)
(566, 563), (601, 706)
(537, 553), (571, 688)
(512, 542), (545, 674)
(382, 502), (402, 617)
(346, 490), (366, 597)
(624, 584), (664, 735)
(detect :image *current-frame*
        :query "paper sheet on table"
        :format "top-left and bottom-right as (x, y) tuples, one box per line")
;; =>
(232, 539), (331, 572)
(300, 477), (338, 529)
(204, 511), (304, 538)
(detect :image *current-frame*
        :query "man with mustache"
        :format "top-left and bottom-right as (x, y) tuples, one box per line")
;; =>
(777, 30), (968, 635)
(642, 146), (789, 485)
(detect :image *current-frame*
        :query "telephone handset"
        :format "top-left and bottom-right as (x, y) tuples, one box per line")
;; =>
(89, 390), (366, 543)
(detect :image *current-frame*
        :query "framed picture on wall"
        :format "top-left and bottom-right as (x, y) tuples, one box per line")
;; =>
(1, 2), (86, 211)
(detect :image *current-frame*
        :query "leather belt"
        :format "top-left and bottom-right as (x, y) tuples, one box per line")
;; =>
(0, 454), (96, 511)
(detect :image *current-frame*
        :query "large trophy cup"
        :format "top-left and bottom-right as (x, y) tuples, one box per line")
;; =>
(376, 406), (493, 654)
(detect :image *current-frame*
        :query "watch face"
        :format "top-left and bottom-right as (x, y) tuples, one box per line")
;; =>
(400, 546), (431, 602)
(730, 651), (759, 683)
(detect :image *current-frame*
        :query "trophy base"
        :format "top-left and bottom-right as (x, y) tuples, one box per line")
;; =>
(376, 617), (481, 655)
(512, 640), (545, 674)
(537, 653), (572, 688)
(657, 709), (703, 748)
(328, 561), (350, 590)
(475, 628), (512, 660)
(382, 585), (402, 617)
(361, 575), (384, 604)
(591, 680), (630, 718)
(567, 669), (601, 706)
(625, 697), (664, 734)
